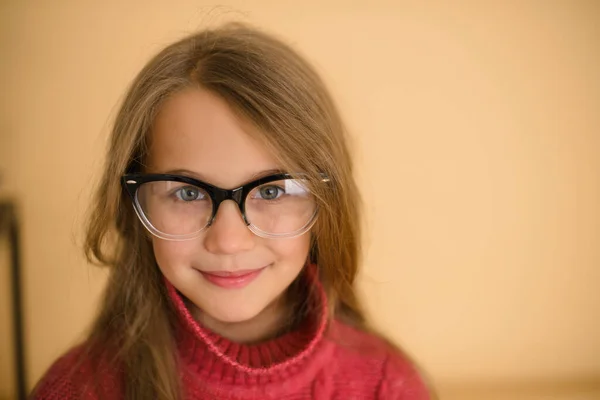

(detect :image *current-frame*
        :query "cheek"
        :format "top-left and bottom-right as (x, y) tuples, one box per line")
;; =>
(152, 233), (312, 272)
(151, 232), (313, 323)
(263, 233), (311, 266)
(151, 238), (196, 276)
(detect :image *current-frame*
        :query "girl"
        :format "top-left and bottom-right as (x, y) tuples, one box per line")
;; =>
(33, 23), (431, 399)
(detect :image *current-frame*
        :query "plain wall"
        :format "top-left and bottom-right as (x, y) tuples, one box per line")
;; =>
(1, 1), (599, 397)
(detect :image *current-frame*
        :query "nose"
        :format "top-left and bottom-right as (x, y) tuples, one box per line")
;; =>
(203, 200), (255, 254)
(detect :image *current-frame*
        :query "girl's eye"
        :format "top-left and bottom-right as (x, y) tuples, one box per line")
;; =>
(174, 186), (205, 202)
(256, 185), (284, 200)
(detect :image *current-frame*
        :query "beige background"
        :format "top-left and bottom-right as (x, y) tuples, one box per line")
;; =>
(1, 1), (599, 399)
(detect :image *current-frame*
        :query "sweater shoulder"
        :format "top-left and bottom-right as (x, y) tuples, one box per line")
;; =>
(380, 348), (431, 399)
(327, 320), (400, 359)
(327, 320), (431, 399)
(31, 344), (120, 400)
(31, 345), (85, 399)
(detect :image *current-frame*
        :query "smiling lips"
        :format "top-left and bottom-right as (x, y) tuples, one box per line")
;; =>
(199, 267), (267, 289)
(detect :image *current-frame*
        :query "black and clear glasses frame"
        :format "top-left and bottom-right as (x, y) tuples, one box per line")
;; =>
(121, 172), (329, 241)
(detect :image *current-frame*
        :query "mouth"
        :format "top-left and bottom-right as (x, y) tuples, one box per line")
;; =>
(198, 265), (269, 289)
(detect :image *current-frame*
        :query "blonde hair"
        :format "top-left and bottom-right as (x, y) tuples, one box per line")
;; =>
(82, 23), (385, 399)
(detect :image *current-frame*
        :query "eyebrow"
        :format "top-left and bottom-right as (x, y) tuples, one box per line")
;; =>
(160, 168), (286, 185)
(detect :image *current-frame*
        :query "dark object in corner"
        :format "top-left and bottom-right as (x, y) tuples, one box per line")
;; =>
(0, 200), (26, 400)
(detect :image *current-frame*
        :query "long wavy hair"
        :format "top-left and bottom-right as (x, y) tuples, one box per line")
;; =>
(81, 23), (398, 399)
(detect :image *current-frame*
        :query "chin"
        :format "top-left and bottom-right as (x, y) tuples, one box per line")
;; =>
(201, 298), (268, 324)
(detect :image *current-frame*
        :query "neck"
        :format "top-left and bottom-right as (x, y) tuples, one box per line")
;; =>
(188, 293), (290, 344)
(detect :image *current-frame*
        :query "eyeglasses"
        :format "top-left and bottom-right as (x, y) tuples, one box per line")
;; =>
(121, 173), (328, 240)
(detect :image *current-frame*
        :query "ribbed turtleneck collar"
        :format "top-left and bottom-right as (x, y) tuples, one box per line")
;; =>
(165, 265), (333, 398)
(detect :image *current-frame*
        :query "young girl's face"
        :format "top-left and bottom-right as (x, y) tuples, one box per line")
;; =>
(147, 88), (310, 326)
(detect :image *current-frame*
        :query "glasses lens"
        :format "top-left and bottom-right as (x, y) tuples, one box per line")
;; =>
(245, 179), (317, 235)
(136, 181), (212, 237)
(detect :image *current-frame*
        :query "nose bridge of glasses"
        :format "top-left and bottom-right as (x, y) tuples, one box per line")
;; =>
(211, 187), (247, 224)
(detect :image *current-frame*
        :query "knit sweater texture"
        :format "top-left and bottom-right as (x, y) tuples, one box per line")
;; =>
(32, 270), (429, 399)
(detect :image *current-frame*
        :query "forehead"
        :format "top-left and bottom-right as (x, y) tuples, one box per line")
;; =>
(147, 88), (279, 189)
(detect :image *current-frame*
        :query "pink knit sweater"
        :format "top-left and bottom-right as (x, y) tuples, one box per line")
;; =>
(33, 271), (430, 399)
